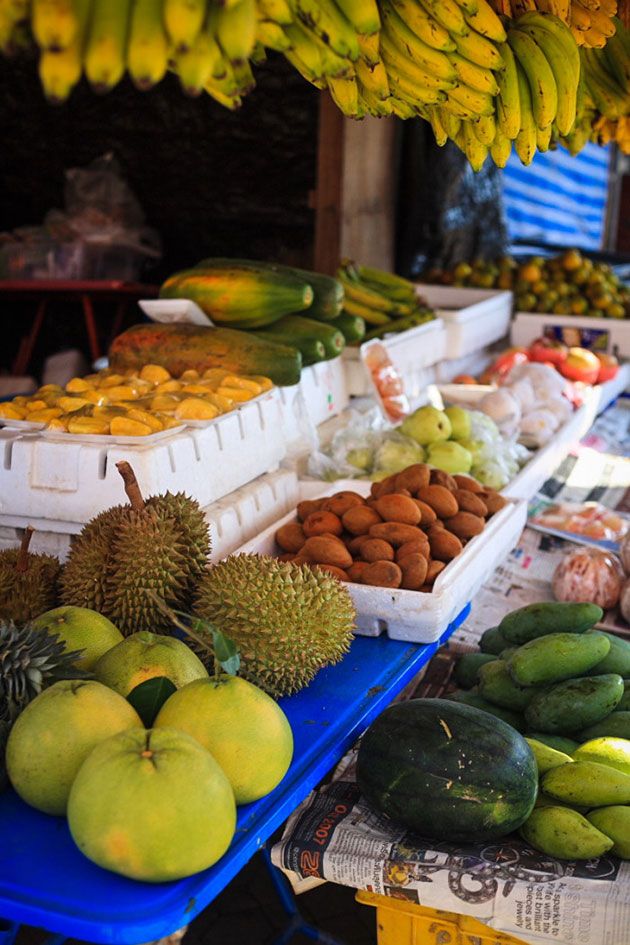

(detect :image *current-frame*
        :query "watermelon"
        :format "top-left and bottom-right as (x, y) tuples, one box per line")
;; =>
(356, 698), (538, 842)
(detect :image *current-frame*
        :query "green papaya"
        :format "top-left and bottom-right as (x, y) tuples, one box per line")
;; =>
(525, 674), (624, 734)
(499, 602), (603, 645)
(521, 807), (614, 860)
(587, 807), (630, 858)
(573, 737), (630, 776)
(542, 760), (630, 807)
(526, 733), (579, 754)
(586, 631), (630, 677)
(444, 689), (525, 730)
(525, 738), (573, 774)
(579, 712), (630, 742)
(478, 660), (534, 712)
(454, 652), (497, 690)
(329, 312), (366, 343)
(508, 632), (611, 687)
(616, 681), (630, 712)
(479, 626), (509, 655)
(257, 315), (345, 359)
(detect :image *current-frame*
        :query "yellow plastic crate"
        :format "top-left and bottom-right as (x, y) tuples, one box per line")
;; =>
(356, 890), (528, 945)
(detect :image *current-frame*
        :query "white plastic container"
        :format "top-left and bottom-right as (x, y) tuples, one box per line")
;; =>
(511, 312), (630, 358)
(277, 357), (350, 441)
(237, 480), (527, 644)
(342, 319), (447, 401)
(417, 286), (513, 359)
(0, 390), (286, 528)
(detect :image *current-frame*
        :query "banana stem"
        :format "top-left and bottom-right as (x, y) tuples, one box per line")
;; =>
(116, 460), (145, 510)
(16, 526), (34, 573)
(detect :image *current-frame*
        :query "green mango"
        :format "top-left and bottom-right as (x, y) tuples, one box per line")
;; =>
(573, 737), (630, 776)
(479, 626), (509, 655)
(508, 632), (611, 687)
(525, 738), (573, 774)
(525, 674), (624, 734)
(527, 733), (579, 754)
(587, 807), (630, 859)
(534, 793), (589, 815)
(543, 760), (630, 807)
(478, 660), (534, 712)
(499, 647), (519, 661)
(521, 807), (614, 860)
(500, 602), (603, 645)
(454, 653), (497, 690)
(444, 689), (525, 730)
(579, 711), (630, 742)
(615, 680), (630, 712)
(586, 631), (630, 677)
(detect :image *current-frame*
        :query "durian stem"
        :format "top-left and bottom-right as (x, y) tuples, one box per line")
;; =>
(16, 526), (34, 573)
(116, 461), (145, 510)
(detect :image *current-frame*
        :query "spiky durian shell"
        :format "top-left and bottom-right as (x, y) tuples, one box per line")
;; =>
(194, 554), (356, 697)
(59, 505), (130, 613)
(0, 549), (61, 625)
(145, 493), (210, 590)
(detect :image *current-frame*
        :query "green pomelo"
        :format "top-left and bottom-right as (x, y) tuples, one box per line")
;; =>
(31, 606), (124, 671)
(155, 675), (293, 804)
(6, 680), (141, 815)
(68, 727), (236, 881)
(94, 630), (208, 697)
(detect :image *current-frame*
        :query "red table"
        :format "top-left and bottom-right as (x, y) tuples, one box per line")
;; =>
(0, 280), (158, 375)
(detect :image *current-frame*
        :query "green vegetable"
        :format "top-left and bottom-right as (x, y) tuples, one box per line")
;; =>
(479, 626), (508, 655)
(499, 602), (603, 645)
(525, 674), (624, 734)
(445, 689), (525, 730)
(329, 312), (366, 343)
(508, 632), (611, 687)
(454, 652), (497, 690)
(478, 660), (534, 711)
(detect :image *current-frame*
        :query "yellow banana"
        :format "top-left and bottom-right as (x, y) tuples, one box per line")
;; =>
(448, 80), (495, 115)
(327, 73), (363, 117)
(465, 0), (507, 42)
(578, 0), (602, 10)
(215, 0), (257, 64)
(599, 0), (617, 15)
(514, 59), (537, 164)
(448, 49), (499, 94)
(536, 121), (553, 149)
(173, 25), (223, 94)
(454, 0), (480, 15)
(443, 90), (478, 117)
(389, 96), (417, 118)
(163, 0), (206, 51)
(570, 2), (592, 30)
(416, 0), (469, 36)
(257, 0), (292, 25)
(32, 0), (78, 51)
(589, 8), (616, 34)
(335, 0), (380, 35)
(84, 0), (131, 92)
(426, 105), (449, 144)
(389, 0), (455, 51)
(358, 84), (393, 115)
(255, 19), (292, 51)
(127, 0), (170, 90)
(583, 25), (607, 44)
(381, 32), (456, 88)
(517, 16), (579, 136)
(496, 39), (520, 138)
(355, 53), (389, 98)
(508, 27), (558, 129)
(388, 69), (448, 104)
(288, 0), (359, 61)
(437, 105), (461, 137)
(357, 30), (380, 66)
(282, 46), (326, 87)
(453, 28), (504, 70)
(462, 120), (489, 170)
(381, 0), (456, 80)
(204, 75), (242, 110)
(490, 127), (513, 165)
(284, 20), (350, 77)
(474, 111), (497, 143)
(38, 0), (90, 101)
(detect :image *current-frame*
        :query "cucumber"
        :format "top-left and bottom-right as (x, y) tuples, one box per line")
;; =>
(259, 315), (345, 360)
(330, 312), (366, 343)
(254, 326), (325, 366)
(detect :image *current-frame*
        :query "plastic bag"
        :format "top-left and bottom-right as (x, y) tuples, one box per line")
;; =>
(306, 407), (391, 482)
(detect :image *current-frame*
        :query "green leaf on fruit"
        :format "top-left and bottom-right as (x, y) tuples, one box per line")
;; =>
(127, 676), (177, 727)
(212, 629), (240, 676)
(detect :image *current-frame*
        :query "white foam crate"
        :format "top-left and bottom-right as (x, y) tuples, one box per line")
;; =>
(278, 357), (350, 442)
(0, 390), (286, 527)
(0, 468), (300, 563)
(417, 286), (513, 359)
(237, 480), (527, 644)
(591, 361), (630, 415)
(511, 312), (630, 358)
(342, 319), (447, 401)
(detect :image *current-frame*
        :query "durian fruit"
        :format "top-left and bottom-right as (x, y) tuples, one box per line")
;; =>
(0, 527), (61, 625)
(194, 554), (356, 697)
(60, 461), (211, 635)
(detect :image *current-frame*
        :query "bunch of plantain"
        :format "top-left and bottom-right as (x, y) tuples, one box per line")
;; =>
(337, 259), (435, 342)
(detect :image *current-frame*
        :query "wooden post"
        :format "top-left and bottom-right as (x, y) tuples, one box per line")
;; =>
(312, 95), (345, 276)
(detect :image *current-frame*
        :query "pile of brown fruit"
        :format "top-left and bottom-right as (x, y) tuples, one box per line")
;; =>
(274, 463), (508, 592)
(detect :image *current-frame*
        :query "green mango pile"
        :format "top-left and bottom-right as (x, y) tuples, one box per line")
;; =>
(450, 601), (630, 860)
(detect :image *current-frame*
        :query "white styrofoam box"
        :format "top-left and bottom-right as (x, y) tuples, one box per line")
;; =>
(277, 357), (350, 443)
(0, 390), (286, 527)
(417, 286), (513, 359)
(139, 298), (209, 326)
(342, 319), (447, 401)
(511, 312), (630, 358)
(590, 361), (630, 416)
(434, 347), (495, 383)
(0, 523), (73, 559)
(237, 480), (527, 644)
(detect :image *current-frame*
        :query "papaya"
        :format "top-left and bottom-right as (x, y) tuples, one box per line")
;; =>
(478, 660), (534, 712)
(330, 312), (365, 343)
(521, 806), (614, 860)
(479, 626), (509, 655)
(454, 652), (497, 690)
(542, 759), (630, 807)
(499, 602), (603, 645)
(445, 689), (525, 730)
(587, 807), (630, 858)
(525, 674), (624, 734)
(508, 632), (611, 688)
(573, 737), (630, 776)
(586, 630), (630, 677)
(579, 711), (630, 742)
(525, 738), (573, 774)
(616, 681), (630, 712)
(256, 315), (345, 360)
(526, 733), (579, 754)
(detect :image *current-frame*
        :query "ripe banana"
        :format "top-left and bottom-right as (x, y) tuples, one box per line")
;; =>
(288, 0), (360, 61)
(163, 0), (206, 52)
(464, 0), (507, 42)
(32, 0), (77, 51)
(514, 58), (537, 164)
(255, 19), (292, 51)
(536, 121), (554, 149)
(355, 53), (390, 98)
(453, 28), (504, 71)
(496, 40), (521, 138)
(173, 27), (223, 95)
(462, 120), (489, 170)
(474, 111), (497, 143)
(359, 83), (392, 115)
(127, 0), (170, 90)
(38, 0), (89, 101)
(448, 50), (499, 94)
(84, 0), (131, 92)
(389, 70), (448, 103)
(389, 0), (455, 52)
(448, 80), (495, 115)
(604, 27), (630, 86)
(257, 0), (293, 25)
(381, 32), (456, 88)
(215, 0), (257, 65)
(508, 27), (558, 129)
(357, 30), (380, 66)
(453, 0), (480, 15)
(380, 0), (456, 80)
(490, 128), (513, 165)
(416, 0), (469, 36)
(335, 0), (381, 36)
(570, 2), (592, 30)
(426, 105), (449, 144)
(517, 16), (579, 135)
(327, 73), (363, 117)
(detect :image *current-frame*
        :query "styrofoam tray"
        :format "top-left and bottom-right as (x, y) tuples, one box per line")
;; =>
(139, 298), (210, 326)
(342, 319), (447, 401)
(278, 357), (350, 440)
(0, 419), (46, 432)
(237, 480), (527, 643)
(0, 389), (287, 526)
(511, 312), (630, 358)
(417, 286), (513, 359)
(40, 425), (187, 445)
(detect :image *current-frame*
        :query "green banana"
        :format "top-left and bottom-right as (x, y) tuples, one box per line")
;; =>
(335, 0), (381, 35)
(508, 27), (558, 130)
(84, 0), (131, 92)
(350, 263), (418, 302)
(496, 40), (521, 140)
(342, 297), (392, 325)
(514, 59), (537, 165)
(163, 0), (206, 51)
(215, 0), (257, 65)
(338, 273), (415, 315)
(127, 0), (170, 90)
(288, 0), (360, 61)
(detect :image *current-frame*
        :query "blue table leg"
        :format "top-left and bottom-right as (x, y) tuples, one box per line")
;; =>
(261, 850), (348, 945)
(0, 919), (19, 945)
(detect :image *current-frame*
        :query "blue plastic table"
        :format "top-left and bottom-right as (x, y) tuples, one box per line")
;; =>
(0, 608), (468, 945)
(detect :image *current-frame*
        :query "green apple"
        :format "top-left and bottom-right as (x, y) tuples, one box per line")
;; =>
(399, 406), (452, 446)
(444, 406), (471, 441)
(427, 441), (473, 474)
(346, 447), (373, 471)
(455, 437), (486, 465)
(31, 606), (124, 671)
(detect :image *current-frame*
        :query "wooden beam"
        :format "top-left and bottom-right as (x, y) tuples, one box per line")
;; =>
(312, 94), (345, 275)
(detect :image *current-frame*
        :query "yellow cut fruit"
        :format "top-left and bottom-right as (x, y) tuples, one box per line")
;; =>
(99, 374), (127, 388)
(12, 396), (29, 405)
(57, 396), (91, 413)
(127, 408), (164, 433)
(175, 398), (220, 421)
(92, 406), (129, 419)
(179, 369), (200, 382)
(67, 417), (111, 435)
(110, 417), (152, 437)
(139, 364), (171, 383)
(157, 415), (184, 429)
(216, 386), (256, 403)
(103, 386), (138, 402)
(248, 375), (274, 391)
(222, 375), (262, 394)
(27, 408), (63, 422)
(154, 380), (182, 393)
(65, 377), (92, 393)
(25, 400), (49, 412)
(201, 368), (230, 386)
(37, 384), (64, 395)
(46, 418), (69, 431)
(181, 384), (211, 395)
(151, 394), (182, 411)
(0, 404), (26, 420)
(81, 390), (109, 405)
(205, 393), (233, 411)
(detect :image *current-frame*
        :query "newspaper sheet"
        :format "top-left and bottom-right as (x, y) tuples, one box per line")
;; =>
(271, 750), (630, 945)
